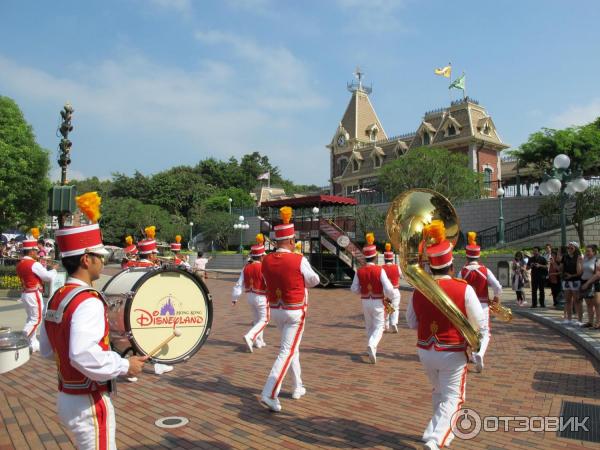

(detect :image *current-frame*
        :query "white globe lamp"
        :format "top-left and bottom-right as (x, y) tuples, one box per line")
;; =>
(538, 182), (550, 196)
(546, 178), (562, 194)
(571, 177), (589, 193)
(553, 154), (570, 170)
(497, 187), (505, 197)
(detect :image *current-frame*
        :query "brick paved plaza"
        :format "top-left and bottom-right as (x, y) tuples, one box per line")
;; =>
(1, 275), (600, 449)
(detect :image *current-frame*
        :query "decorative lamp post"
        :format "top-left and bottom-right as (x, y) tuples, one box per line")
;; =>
(234, 215), (249, 253)
(312, 206), (319, 220)
(189, 222), (194, 250)
(228, 198), (233, 215)
(538, 154), (589, 247)
(497, 187), (505, 245)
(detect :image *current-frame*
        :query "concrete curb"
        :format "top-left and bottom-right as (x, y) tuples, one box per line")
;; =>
(515, 309), (600, 362)
(0, 289), (19, 298)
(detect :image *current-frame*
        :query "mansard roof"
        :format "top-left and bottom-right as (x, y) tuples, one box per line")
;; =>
(340, 90), (387, 143)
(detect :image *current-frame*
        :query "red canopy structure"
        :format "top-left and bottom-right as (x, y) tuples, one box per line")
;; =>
(261, 195), (357, 208)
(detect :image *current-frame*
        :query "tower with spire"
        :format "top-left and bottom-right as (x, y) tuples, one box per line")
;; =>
(327, 68), (509, 197)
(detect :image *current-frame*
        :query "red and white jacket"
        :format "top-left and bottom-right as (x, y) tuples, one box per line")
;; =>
(16, 256), (56, 293)
(406, 276), (487, 352)
(382, 263), (402, 289)
(232, 261), (267, 301)
(460, 262), (502, 303)
(40, 278), (129, 394)
(351, 263), (396, 300)
(261, 249), (320, 310)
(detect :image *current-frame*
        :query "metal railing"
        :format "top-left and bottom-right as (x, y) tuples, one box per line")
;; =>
(477, 214), (563, 249)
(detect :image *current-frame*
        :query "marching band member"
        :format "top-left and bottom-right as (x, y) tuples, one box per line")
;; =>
(16, 227), (57, 352)
(405, 220), (488, 450)
(171, 235), (190, 269)
(232, 234), (269, 351)
(121, 235), (139, 269)
(39, 192), (147, 450)
(136, 226), (159, 268)
(351, 233), (395, 364)
(131, 226), (173, 376)
(460, 232), (502, 371)
(382, 243), (402, 333)
(259, 207), (320, 412)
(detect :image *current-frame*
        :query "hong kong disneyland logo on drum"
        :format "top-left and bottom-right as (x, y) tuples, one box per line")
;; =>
(134, 294), (204, 327)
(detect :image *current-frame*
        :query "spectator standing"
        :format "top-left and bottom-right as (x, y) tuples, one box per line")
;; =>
(193, 251), (211, 279)
(581, 250), (600, 329)
(580, 245), (598, 327)
(527, 246), (548, 308)
(547, 250), (563, 307)
(512, 251), (527, 306)
(558, 242), (583, 325)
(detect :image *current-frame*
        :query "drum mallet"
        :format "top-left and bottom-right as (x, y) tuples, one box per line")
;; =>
(148, 327), (182, 358)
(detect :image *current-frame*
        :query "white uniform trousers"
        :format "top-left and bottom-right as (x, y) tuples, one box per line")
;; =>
(58, 391), (116, 450)
(387, 288), (401, 328)
(478, 302), (491, 359)
(245, 293), (269, 346)
(362, 299), (385, 355)
(20, 290), (43, 351)
(261, 307), (305, 400)
(417, 348), (468, 448)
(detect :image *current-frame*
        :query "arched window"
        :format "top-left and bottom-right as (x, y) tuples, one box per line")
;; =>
(447, 124), (456, 136)
(422, 132), (431, 145)
(483, 167), (493, 188)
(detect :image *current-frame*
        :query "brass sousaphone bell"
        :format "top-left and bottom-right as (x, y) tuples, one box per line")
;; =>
(385, 189), (481, 351)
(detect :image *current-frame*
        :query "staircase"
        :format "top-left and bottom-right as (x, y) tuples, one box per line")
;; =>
(477, 213), (564, 249)
(319, 218), (365, 268)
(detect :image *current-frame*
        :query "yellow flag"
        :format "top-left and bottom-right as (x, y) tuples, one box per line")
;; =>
(434, 64), (452, 78)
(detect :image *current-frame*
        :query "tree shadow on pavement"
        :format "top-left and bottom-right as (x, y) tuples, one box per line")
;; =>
(532, 371), (600, 398)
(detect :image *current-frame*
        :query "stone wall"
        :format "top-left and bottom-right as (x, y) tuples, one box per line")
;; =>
(507, 216), (600, 248)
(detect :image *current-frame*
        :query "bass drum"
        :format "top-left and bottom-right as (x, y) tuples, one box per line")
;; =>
(102, 267), (212, 364)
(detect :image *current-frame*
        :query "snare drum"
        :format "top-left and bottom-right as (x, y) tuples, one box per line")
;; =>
(102, 266), (212, 364)
(0, 331), (30, 374)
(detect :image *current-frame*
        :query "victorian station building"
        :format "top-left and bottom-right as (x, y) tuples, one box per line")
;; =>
(327, 72), (509, 198)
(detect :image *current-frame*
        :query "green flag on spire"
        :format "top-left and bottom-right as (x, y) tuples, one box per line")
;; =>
(449, 73), (466, 91)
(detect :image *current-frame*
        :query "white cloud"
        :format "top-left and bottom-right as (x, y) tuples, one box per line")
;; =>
(148, 0), (192, 15)
(550, 98), (600, 128)
(0, 35), (328, 184)
(335, 0), (406, 32)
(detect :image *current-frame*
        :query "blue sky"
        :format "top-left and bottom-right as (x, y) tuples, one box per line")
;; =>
(1, 0), (599, 185)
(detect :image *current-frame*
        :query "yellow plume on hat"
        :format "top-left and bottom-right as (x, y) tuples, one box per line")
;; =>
(467, 231), (477, 246)
(295, 241), (302, 250)
(256, 233), (264, 244)
(385, 242), (391, 252)
(125, 235), (133, 246)
(175, 235), (182, 243)
(366, 232), (375, 245)
(31, 227), (40, 239)
(76, 192), (101, 223)
(280, 206), (292, 224)
(427, 220), (446, 244)
(145, 226), (156, 239)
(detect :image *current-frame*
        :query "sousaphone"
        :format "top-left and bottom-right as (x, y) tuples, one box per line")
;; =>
(385, 189), (481, 351)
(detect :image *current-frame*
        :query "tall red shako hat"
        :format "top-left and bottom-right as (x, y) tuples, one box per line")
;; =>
(124, 235), (138, 255)
(251, 233), (266, 257)
(384, 242), (394, 261)
(170, 235), (182, 252)
(274, 206), (295, 240)
(138, 226), (158, 254)
(423, 220), (453, 269)
(55, 192), (109, 258)
(363, 232), (377, 258)
(465, 231), (480, 258)
(22, 227), (40, 251)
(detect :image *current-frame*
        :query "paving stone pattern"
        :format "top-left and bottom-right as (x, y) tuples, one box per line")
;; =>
(1, 277), (600, 449)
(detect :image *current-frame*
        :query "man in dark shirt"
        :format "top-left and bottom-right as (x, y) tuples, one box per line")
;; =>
(527, 246), (548, 308)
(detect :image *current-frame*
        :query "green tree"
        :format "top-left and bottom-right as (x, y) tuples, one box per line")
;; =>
(195, 210), (235, 250)
(0, 96), (50, 230)
(100, 197), (186, 246)
(68, 176), (112, 197)
(537, 186), (600, 246)
(378, 147), (482, 203)
(355, 205), (386, 243)
(512, 121), (600, 176)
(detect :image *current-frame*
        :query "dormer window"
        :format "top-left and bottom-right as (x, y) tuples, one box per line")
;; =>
(447, 124), (456, 136)
(352, 159), (360, 172)
(422, 131), (431, 145)
(373, 155), (383, 168)
(337, 157), (348, 176)
(366, 124), (379, 142)
(483, 124), (491, 135)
